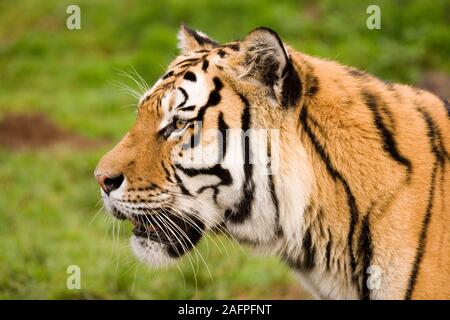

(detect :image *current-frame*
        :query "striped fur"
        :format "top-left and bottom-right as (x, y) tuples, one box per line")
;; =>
(95, 26), (450, 299)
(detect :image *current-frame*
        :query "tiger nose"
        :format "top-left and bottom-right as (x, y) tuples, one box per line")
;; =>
(95, 172), (125, 195)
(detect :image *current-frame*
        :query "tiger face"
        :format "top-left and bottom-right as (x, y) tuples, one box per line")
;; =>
(95, 25), (303, 267)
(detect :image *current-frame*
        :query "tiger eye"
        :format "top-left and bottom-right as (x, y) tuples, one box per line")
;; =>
(175, 118), (187, 130)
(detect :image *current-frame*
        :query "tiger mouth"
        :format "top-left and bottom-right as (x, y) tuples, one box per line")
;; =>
(130, 214), (175, 245)
(111, 207), (127, 220)
(127, 210), (205, 257)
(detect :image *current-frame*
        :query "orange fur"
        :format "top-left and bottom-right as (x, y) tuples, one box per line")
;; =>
(96, 27), (450, 299)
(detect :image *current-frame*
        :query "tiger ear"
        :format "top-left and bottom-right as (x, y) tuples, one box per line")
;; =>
(177, 24), (218, 54)
(238, 27), (301, 107)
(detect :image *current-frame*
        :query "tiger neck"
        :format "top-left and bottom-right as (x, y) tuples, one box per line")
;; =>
(275, 52), (369, 299)
(273, 111), (359, 299)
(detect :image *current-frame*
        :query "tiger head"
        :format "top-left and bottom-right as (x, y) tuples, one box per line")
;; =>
(95, 25), (306, 267)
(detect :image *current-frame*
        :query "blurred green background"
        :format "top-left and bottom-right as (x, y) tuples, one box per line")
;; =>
(0, 0), (449, 299)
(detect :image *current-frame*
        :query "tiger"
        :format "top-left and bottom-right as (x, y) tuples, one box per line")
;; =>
(94, 25), (450, 300)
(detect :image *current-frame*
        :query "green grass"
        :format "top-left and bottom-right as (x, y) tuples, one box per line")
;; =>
(0, 0), (448, 299)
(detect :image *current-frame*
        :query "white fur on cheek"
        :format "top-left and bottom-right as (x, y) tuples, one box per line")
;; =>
(130, 236), (177, 268)
(101, 190), (114, 212)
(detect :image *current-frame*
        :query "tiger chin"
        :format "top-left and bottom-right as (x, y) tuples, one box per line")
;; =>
(95, 25), (450, 300)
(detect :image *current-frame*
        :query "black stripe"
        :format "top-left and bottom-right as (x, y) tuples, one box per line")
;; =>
(417, 108), (450, 165)
(137, 182), (159, 192)
(362, 90), (412, 176)
(175, 57), (201, 67)
(177, 163), (233, 205)
(405, 164), (437, 299)
(299, 106), (359, 279)
(162, 70), (174, 79)
(176, 62), (196, 70)
(301, 227), (315, 271)
(176, 163), (232, 185)
(379, 103), (396, 129)
(183, 71), (197, 82)
(184, 27), (219, 47)
(217, 112), (228, 161)
(173, 168), (192, 196)
(442, 98), (450, 119)
(201, 59), (209, 71)
(188, 129), (198, 149)
(156, 98), (161, 116)
(405, 108), (448, 299)
(302, 64), (319, 99)
(207, 77), (223, 105)
(305, 75), (319, 98)
(268, 172), (282, 236)
(225, 94), (255, 223)
(326, 229), (333, 271)
(179, 105), (196, 112)
(176, 87), (188, 109)
(281, 60), (302, 107)
(265, 107), (282, 236)
(161, 161), (175, 183)
(174, 54), (207, 70)
(359, 214), (373, 300)
(194, 49), (210, 54)
(195, 77), (223, 122)
(182, 122), (201, 150)
(217, 49), (227, 58)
